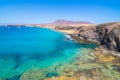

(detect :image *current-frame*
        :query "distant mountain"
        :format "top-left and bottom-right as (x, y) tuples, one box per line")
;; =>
(1, 19), (93, 28)
(41, 19), (93, 28)
(52, 19), (92, 24)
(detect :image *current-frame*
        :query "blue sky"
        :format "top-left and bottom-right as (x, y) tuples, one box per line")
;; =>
(0, 0), (120, 24)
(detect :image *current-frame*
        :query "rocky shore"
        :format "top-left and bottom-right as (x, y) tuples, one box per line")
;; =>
(44, 20), (120, 53)
(1, 21), (120, 80)
(73, 22), (120, 52)
(20, 46), (120, 80)
(18, 21), (120, 80)
(42, 22), (120, 80)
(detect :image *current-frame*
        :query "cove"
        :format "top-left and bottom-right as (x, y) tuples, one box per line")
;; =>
(0, 26), (97, 80)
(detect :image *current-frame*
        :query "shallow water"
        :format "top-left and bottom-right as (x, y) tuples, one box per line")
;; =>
(0, 26), (97, 79)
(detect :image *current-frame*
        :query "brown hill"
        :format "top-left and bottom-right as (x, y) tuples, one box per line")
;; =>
(41, 19), (93, 28)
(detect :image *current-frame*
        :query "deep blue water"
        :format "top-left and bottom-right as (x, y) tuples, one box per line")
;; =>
(0, 26), (96, 79)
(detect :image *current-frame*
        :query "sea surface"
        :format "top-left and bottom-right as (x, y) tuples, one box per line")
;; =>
(0, 26), (96, 80)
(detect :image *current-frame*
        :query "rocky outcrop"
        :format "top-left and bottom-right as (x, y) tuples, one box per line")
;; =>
(73, 25), (99, 43)
(74, 22), (120, 52)
(20, 69), (46, 80)
(97, 22), (120, 52)
(45, 47), (120, 80)
(109, 27), (120, 51)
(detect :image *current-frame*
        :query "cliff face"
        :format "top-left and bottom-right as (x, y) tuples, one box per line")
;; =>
(109, 27), (120, 51)
(73, 25), (98, 43)
(74, 22), (120, 52)
(96, 22), (120, 52)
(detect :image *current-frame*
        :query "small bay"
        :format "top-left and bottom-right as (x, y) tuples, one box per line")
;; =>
(0, 26), (96, 79)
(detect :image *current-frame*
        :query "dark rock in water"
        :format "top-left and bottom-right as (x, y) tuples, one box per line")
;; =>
(12, 54), (21, 69)
(74, 22), (120, 52)
(49, 50), (64, 57)
(29, 54), (46, 62)
(6, 75), (21, 80)
(12, 54), (32, 69)
(46, 72), (58, 78)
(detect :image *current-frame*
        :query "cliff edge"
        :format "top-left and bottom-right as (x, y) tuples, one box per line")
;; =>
(74, 22), (120, 52)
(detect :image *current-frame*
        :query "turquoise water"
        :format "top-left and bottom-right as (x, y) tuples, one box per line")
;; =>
(0, 26), (96, 80)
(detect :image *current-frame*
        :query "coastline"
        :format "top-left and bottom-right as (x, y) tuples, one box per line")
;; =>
(1, 25), (120, 80)
(39, 26), (99, 45)
(40, 27), (120, 61)
(42, 26), (120, 80)
(38, 26), (120, 58)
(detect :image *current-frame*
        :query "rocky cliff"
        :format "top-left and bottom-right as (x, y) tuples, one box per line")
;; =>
(73, 25), (98, 43)
(74, 22), (120, 52)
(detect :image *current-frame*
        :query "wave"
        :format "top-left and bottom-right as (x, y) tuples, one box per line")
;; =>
(65, 34), (73, 40)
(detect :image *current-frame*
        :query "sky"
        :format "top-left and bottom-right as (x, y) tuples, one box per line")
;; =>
(0, 0), (120, 24)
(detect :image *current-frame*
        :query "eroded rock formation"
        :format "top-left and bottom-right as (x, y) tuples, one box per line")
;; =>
(74, 22), (120, 52)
